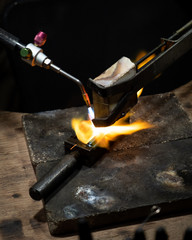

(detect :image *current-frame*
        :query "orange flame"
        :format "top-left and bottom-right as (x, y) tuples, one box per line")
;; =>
(136, 50), (156, 69)
(137, 88), (143, 98)
(72, 115), (152, 148)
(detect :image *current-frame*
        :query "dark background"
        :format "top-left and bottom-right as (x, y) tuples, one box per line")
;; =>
(0, 0), (191, 113)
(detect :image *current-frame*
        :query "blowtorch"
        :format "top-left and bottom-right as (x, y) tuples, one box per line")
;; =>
(0, 28), (94, 119)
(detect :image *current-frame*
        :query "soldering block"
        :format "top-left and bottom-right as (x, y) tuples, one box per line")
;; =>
(22, 91), (192, 236)
(93, 56), (136, 87)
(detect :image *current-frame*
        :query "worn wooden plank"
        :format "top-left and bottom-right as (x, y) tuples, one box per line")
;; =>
(0, 80), (192, 239)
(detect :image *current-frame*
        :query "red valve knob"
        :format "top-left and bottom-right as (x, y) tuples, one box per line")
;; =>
(34, 31), (47, 47)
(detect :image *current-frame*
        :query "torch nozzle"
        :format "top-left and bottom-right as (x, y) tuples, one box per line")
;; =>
(81, 91), (95, 120)
(82, 92), (91, 108)
(0, 27), (93, 117)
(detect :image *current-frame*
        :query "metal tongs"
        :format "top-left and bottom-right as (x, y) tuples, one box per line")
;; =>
(88, 20), (192, 127)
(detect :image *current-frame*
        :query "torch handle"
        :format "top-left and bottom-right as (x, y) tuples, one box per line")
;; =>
(0, 27), (25, 50)
(29, 151), (80, 201)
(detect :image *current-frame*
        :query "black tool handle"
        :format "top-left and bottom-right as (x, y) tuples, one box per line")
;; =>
(0, 27), (25, 50)
(29, 151), (79, 201)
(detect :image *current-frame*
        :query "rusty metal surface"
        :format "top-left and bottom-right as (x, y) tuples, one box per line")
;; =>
(22, 92), (192, 235)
